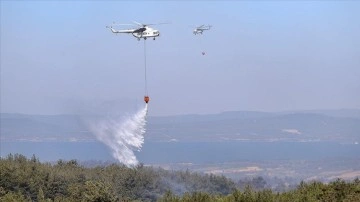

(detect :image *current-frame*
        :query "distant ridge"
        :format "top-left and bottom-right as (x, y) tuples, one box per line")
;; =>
(1, 109), (360, 142)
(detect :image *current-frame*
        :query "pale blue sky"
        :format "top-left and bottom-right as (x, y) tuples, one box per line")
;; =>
(1, 1), (359, 116)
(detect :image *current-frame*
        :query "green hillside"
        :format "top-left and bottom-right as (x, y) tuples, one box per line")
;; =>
(1, 154), (359, 201)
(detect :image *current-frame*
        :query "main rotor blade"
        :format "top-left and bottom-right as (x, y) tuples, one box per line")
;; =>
(153, 22), (171, 25)
(133, 21), (171, 27)
(111, 23), (135, 26)
(147, 22), (171, 26)
(133, 21), (144, 27)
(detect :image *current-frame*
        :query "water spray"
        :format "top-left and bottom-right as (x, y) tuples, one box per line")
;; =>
(90, 105), (148, 167)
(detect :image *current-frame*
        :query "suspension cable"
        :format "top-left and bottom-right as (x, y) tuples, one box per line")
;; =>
(144, 39), (148, 96)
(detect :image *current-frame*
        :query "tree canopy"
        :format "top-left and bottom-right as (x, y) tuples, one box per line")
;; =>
(1, 154), (359, 202)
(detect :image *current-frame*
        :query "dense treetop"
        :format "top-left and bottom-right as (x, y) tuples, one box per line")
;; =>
(1, 154), (359, 201)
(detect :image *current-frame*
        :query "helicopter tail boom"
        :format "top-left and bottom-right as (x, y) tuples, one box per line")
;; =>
(106, 26), (134, 34)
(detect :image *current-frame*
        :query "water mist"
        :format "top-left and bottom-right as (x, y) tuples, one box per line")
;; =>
(90, 104), (148, 167)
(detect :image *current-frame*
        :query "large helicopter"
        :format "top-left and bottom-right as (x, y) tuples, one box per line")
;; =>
(193, 25), (212, 35)
(106, 21), (166, 41)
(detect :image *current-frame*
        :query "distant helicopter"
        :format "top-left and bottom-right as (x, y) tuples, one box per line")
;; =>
(193, 25), (212, 35)
(106, 21), (167, 41)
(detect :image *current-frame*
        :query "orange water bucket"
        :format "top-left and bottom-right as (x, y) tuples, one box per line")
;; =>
(144, 96), (150, 103)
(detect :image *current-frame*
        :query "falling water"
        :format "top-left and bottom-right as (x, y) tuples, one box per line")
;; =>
(90, 104), (148, 167)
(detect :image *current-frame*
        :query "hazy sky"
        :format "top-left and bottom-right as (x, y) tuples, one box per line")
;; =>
(1, 1), (359, 116)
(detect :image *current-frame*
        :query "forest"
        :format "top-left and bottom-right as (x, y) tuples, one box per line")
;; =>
(1, 154), (359, 202)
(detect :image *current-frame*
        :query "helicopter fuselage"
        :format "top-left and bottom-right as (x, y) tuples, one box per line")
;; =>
(193, 29), (204, 35)
(132, 27), (160, 40)
(193, 25), (211, 35)
(107, 22), (164, 40)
